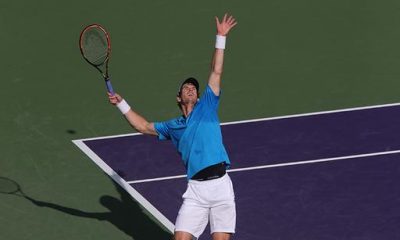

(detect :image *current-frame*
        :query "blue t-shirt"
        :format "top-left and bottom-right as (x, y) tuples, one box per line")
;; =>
(154, 85), (230, 179)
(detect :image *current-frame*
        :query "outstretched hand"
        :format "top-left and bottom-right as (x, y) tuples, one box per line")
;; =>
(215, 13), (237, 36)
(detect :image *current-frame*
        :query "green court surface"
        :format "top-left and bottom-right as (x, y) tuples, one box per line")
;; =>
(1, 0), (400, 239)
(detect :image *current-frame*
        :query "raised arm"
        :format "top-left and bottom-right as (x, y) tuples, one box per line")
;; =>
(108, 93), (158, 136)
(208, 13), (237, 96)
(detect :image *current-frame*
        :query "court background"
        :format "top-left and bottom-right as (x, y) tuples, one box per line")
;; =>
(1, 0), (400, 239)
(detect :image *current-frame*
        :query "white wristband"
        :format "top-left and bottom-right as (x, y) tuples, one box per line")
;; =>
(215, 35), (226, 49)
(116, 99), (131, 115)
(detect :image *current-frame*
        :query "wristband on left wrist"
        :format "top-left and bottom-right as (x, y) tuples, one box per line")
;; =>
(215, 35), (226, 49)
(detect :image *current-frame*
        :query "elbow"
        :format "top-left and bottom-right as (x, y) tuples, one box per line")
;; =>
(135, 122), (152, 135)
(135, 124), (147, 134)
(135, 127), (145, 134)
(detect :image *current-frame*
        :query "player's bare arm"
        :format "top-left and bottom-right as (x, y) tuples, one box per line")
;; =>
(208, 13), (237, 96)
(108, 93), (158, 136)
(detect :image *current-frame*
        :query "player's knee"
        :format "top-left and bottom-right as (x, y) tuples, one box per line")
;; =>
(212, 232), (232, 240)
(174, 231), (195, 240)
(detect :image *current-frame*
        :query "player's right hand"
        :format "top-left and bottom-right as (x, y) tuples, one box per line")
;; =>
(108, 92), (123, 105)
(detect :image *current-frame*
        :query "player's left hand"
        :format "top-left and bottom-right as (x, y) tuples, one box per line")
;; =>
(216, 13), (237, 36)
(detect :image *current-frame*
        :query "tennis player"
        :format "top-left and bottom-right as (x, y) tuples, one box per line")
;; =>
(108, 14), (237, 240)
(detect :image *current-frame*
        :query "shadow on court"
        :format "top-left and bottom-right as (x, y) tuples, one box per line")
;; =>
(22, 177), (172, 240)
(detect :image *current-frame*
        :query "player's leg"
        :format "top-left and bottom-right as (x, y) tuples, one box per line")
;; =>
(211, 232), (232, 240)
(174, 183), (209, 239)
(174, 231), (196, 240)
(209, 202), (236, 240)
(209, 174), (236, 239)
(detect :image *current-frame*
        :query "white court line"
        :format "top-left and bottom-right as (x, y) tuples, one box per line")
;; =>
(221, 102), (400, 126)
(72, 139), (175, 233)
(74, 102), (400, 142)
(127, 149), (400, 184)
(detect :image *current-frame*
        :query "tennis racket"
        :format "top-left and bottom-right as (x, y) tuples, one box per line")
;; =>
(79, 24), (114, 95)
(0, 177), (27, 198)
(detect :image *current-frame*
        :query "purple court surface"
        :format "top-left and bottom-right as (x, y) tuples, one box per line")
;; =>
(73, 103), (400, 239)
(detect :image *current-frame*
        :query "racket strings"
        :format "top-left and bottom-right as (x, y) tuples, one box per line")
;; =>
(81, 28), (110, 66)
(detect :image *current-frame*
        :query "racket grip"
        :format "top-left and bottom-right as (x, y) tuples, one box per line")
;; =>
(105, 79), (114, 95)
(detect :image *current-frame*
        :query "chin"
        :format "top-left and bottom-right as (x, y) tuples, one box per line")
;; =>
(183, 99), (197, 105)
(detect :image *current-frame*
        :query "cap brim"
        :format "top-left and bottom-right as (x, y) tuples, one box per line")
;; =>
(179, 78), (200, 92)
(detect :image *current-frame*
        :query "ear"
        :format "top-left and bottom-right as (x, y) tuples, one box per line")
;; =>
(176, 96), (181, 103)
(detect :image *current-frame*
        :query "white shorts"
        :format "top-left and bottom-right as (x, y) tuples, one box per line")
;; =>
(174, 174), (236, 239)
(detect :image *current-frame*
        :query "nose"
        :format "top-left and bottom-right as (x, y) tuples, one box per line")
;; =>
(186, 87), (195, 93)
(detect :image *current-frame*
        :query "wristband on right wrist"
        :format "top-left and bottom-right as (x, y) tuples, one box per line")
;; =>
(116, 99), (131, 115)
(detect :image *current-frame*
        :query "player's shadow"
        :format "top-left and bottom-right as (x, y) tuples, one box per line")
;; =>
(25, 177), (172, 240)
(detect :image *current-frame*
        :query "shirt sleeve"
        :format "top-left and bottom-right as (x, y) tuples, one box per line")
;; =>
(200, 84), (220, 109)
(154, 121), (171, 140)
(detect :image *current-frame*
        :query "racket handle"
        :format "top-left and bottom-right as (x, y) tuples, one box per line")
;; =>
(105, 79), (114, 95)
